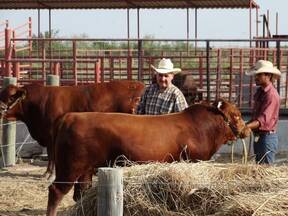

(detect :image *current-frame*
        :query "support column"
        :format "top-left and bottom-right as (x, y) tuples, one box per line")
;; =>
(1, 77), (17, 167)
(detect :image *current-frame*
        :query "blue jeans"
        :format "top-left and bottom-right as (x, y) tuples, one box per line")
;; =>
(253, 133), (278, 165)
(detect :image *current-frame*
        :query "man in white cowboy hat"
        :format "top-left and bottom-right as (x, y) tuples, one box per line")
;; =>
(136, 58), (188, 115)
(245, 60), (281, 165)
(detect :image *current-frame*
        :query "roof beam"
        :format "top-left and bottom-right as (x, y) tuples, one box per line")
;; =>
(37, 0), (51, 9)
(125, 0), (138, 8)
(185, 0), (198, 8)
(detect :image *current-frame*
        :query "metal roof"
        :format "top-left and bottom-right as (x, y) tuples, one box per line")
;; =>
(0, 0), (259, 10)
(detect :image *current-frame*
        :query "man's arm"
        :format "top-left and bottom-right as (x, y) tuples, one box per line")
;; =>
(174, 90), (188, 112)
(246, 120), (260, 130)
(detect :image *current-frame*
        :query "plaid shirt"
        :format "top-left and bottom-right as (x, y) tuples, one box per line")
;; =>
(136, 83), (188, 115)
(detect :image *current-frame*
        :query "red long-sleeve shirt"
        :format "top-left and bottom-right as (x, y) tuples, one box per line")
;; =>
(252, 83), (280, 131)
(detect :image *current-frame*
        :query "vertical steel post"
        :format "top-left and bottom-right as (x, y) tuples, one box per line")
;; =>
(127, 9), (131, 80)
(127, 9), (130, 54)
(195, 8), (198, 53)
(206, 41), (210, 101)
(73, 41), (77, 85)
(256, 7), (259, 38)
(42, 41), (46, 84)
(95, 60), (101, 83)
(216, 49), (221, 100)
(276, 40), (281, 93)
(229, 49), (233, 102)
(137, 40), (143, 81)
(276, 12), (278, 35)
(5, 28), (12, 77)
(100, 57), (104, 83)
(186, 8), (189, 52)
(49, 9), (52, 74)
(239, 49), (243, 107)
(38, 9), (41, 38)
(249, 0), (252, 48)
(137, 8), (140, 39)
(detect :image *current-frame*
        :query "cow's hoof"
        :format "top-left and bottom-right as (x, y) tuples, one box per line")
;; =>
(47, 173), (56, 183)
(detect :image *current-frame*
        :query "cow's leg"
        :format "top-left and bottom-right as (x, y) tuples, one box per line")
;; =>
(46, 160), (55, 181)
(43, 143), (56, 180)
(47, 180), (74, 216)
(73, 172), (93, 202)
(41, 132), (55, 178)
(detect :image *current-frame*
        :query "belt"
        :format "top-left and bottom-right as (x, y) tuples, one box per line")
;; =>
(257, 130), (276, 135)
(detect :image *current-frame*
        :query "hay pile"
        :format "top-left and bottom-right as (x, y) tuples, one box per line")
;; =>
(63, 162), (288, 216)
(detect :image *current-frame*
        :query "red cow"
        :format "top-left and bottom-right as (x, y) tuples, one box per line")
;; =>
(0, 80), (145, 176)
(153, 72), (203, 105)
(47, 99), (251, 216)
(172, 72), (203, 104)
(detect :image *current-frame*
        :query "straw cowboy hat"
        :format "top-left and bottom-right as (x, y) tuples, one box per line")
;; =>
(245, 60), (281, 76)
(151, 58), (181, 74)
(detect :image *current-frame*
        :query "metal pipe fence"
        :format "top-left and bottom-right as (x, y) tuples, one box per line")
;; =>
(1, 38), (288, 109)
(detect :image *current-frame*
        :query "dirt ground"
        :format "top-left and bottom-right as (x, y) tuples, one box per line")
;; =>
(0, 160), (74, 216)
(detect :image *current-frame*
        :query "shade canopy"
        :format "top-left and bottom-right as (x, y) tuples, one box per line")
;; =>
(0, 0), (259, 10)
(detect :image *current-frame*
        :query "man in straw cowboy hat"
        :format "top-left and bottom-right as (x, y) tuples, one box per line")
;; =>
(137, 58), (188, 115)
(246, 60), (281, 165)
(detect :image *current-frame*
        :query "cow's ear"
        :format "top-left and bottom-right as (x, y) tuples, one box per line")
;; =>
(213, 99), (227, 111)
(217, 101), (223, 110)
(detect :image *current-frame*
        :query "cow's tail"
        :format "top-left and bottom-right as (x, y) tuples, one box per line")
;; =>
(49, 114), (69, 180)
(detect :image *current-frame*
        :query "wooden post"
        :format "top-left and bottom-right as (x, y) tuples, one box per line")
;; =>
(14, 62), (20, 80)
(53, 62), (60, 76)
(1, 77), (17, 167)
(97, 168), (123, 216)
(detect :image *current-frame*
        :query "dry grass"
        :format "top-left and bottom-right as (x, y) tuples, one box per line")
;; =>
(64, 161), (288, 216)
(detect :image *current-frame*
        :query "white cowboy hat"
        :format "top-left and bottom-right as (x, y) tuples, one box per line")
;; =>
(151, 58), (181, 74)
(245, 60), (281, 76)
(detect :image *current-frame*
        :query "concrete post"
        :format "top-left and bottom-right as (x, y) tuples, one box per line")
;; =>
(41, 74), (59, 156)
(97, 168), (123, 216)
(47, 74), (60, 86)
(1, 77), (17, 167)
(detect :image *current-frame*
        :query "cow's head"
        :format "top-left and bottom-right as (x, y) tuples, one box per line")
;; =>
(172, 72), (202, 105)
(0, 84), (26, 120)
(122, 82), (145, 114)
(213, 98), (251, 139)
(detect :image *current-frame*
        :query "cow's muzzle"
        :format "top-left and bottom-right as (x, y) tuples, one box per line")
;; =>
(238, 126), (252, 138)
(0, 95), (25, 117)
(225, 121), (251, 139)
(0, 101), (8, 116)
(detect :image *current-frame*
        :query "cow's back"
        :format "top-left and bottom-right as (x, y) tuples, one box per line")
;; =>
(21, 80), (144, 146)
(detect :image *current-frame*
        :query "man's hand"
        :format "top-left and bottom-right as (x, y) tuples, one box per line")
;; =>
(246, 120), (260, 131)
(239, 126), (252, 138)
